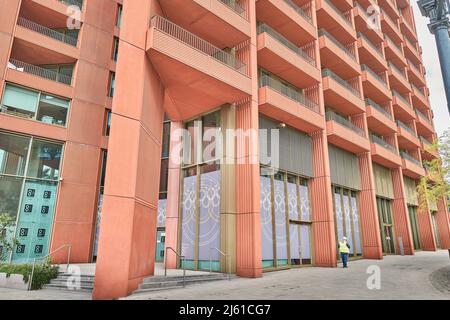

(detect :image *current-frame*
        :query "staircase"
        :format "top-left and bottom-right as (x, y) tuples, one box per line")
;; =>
(133, 273), (234, 295)
(42, 273), (94, 292)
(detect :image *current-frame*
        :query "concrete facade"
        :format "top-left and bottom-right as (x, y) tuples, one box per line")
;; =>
(0, 0), (448, 300)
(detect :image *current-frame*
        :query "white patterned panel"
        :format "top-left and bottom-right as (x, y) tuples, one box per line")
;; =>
(300, 185), (311, 221)
(157, 199), (167, 228)
(198, 170), (221, 261)
(287, 182), (299, 220)
(289, 224), (300, 259)
(351, 196), (362, 254)
(343, 194), (354, 254)
(181, 175), (197, 260)
(260, 176), (274, 261)
(300, 224), (311, 259)
(274, 179), (288, 260)
(334, 192), (344, 242)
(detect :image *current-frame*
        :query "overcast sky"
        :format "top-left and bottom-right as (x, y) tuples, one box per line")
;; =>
(412, 3), (449, 137)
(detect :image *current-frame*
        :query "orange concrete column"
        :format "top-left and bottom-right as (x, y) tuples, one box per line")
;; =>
(436, 197), (450, 249)
(310, 130), (337, 267)
(391, 168), (415, 255)
(164, 121), (182, 269)
(416, 190), (437, 251)
(357, 153), (383, 259)
(93, 0), (164, 299)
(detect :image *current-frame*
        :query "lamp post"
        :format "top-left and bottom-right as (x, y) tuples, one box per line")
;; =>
(418, 0), (450, 115)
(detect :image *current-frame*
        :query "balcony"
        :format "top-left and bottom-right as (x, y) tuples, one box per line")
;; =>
(158, 0), (251, 48)
(407, 61), (426, 87)
(326, 111), (370, 153)
(256, 0), (317, 46)
(378, 0), (400, 20)
(392, 90), (415, 121)
(8, 59), (72, 85)
(146, 16), (252, 121)
(352, 2), (384, 44)
(388, 62), (411, 94)
(380, 10), (402, 44)
(318, 29), (361, 77)
(401, 151), (425, 179)
(399, 15), (417, 44)
(361, 64), (392, 101)
(365, 99), (396, 134)
(397, 120), (420, 149)
(322, 69), (364, 115)
(411, 84), (430, 111)
(419, 137), (438, 161)
(316, 0), (356, 43)
(258, 75), (324, 133)
(403, 35), (421, 66)
(383, 34), (407, 67)
(356, 32), (388, 73)
(370, 134), (402, 168)
(415, 109), (435, 136)
(257, 24), (321, 88)
(17, 17), (78, 47)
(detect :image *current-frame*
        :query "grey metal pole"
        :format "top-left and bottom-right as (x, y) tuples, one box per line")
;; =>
(433, 24), (450, 115)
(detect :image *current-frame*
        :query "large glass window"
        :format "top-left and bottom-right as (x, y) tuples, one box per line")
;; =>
(377, 197), (395, 254)
(1, 84), (70, 126)
(408, 205), (421, 250)
(0, 131), (63, 263)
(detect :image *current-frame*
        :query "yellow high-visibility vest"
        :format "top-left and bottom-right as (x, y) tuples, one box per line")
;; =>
(339, 241), (350, 254)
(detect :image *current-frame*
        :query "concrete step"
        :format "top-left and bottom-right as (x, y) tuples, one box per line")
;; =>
(49, 279), (94, 286)
(142, 273), (229, 283)
(133, 286), (183, 295)
(56, 274), (95, 281)
(42, 283), (93, 292)
(138, 274), (234, 291)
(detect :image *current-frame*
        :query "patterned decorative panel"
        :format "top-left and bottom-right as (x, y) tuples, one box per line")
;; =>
(287, 182), (299, 220)
(157, 198), (167, 228)
(300, 184), (311, 221)
(351, 196), (362, 255)
(274, 178), (288, 262)
(289, 224), (300, 260)
(300, 225), (311, 259)
(334, 192), (344, 241)
(343, 193), (354, 254)
(181, 175), (197, 261)
(260, 175), (274, 266)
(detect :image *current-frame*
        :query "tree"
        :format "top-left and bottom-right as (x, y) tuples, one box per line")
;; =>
(0, 213), (19, 262)
(417, 129), (450, 211)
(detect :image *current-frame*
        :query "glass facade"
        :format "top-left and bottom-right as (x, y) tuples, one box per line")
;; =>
(376, 197), (396, 254)
(0, 131), (63, 263)
(408, 205), (421, 250)
(333, 186), (362, 257)
(260, 167), (313, 269)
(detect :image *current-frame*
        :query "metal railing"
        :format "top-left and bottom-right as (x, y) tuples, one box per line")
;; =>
(28, 244), (72, 291)
(371, 134), (398, 154)
(150, 16), (248, 75)
(209, 248), (231, 281)
(218, 0), (248, 20)
(397, 120), (417, 136)
(400, 151), (421, 165)
(8, 59), (72, 85)
(284, 0), (313, 24)
(258, 23), (316, 66)
(319, 29), (356, 61)
(388, 62), (407, 80)
(392, 90), (412, 108)
(259, 75), (319, 113)
(361, 64), (388, 87)
(384, 34), (403, 53)
(326, 111), (366, 137)
(409, 61), (422, 76)
(165, 247), (186, 288)
(415, 109), (431, 124)
(17, 17), (78, 47)
(324, 0), (352, 26)
(357, 32), (383, 57)
(411, 83), (426, 98)
(420, 136), (433, 146)
(366, 98), (392, 119)
(322, 68), (361, 98)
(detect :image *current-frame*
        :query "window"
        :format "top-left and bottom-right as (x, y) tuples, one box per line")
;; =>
(108, 72), (115, 97)
(1, 84), (70, 126)
(116, 4), (123, 28)
(104, 110), (111, 136)
(112, 37), (119, 62)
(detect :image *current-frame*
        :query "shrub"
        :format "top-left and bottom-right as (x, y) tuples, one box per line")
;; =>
(0, 259), (59, 290)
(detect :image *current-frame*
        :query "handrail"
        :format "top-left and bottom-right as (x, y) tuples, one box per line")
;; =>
(392, 90), (412, 108)
(218, 0), (248, 20)
(400, 151), (421, 165)
(324, 0), (352, 26)
(370, 134), (398, 154)
(322, 68), (361, 98)
(366, 98), (392, 120)
(209, 248), (232, 281)
(165, 246), (186, 288)
(397, 119), (417, 137)
(284, 0), (313, 24)
(8, 59), (73, 85)
(28, 244), (72, 291)
(326, 111), (366, 137)
(361, 64), (387, 87)
(319, 29), (356, 61)
(357, 32), (383, 57)
(17, 17), (78, 47)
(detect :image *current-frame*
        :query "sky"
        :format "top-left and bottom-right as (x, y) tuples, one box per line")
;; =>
(412, 3), (450, 137)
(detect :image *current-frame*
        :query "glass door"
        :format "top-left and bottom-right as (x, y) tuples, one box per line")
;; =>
(408, 206), (421, 250)
(376, 197), (396, 254)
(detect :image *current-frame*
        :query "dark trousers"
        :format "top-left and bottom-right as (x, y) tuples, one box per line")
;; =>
(340, 253), (349, 268)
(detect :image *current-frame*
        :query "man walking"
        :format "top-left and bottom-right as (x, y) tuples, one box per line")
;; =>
(338, 236), (351, 268)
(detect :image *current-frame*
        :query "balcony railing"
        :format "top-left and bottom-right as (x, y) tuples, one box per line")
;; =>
(392, 90), (412, 108)
(258, 23), (316, 66)
(259, 75), (319, 113)
(322, 68), (361, 98)
(361, 64), (388, 88)
(420, 136), (433, 147)
(384, 34), (403, 54)
(284, 0), (313, 24)
(366, 98), (392, 119)
(388, 62), (407, 80)
(324, 0), (352, 27)
(326, 111), (366, 137)
(415, 109), (432, 124)
(408, 61), (422, 75)
(357, 32), (383, 58)
(17, 17), (78, 47)
(319, 29), (356, 61)
(371, 134), (398, 154)
(219, 0), (249, 20)
(150, 16), (248, 75)
(411, 83), (426, 98)
(8, 59), (72, 85)
(397, 120), (417, 137)
(59, 0), (83, 9)
(400, 151), (421, 166)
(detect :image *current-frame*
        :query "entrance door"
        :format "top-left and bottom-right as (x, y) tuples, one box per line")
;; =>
(431, 212), (441, 249)
(408, 206), (421, 250)
(384, 225), (395, 254)
(155, 230), (165, 262)
(377, 197), (396, 254)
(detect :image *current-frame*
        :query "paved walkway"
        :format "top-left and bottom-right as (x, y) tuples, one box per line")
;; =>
(0, 250), (449, 300)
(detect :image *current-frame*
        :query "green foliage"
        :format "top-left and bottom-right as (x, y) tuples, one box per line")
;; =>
(0, 213), (20, 261)
(418, 129), (450, 211)
(0, 259), (58, 290)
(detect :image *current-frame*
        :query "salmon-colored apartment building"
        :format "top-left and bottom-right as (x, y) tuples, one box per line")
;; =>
(0, 0), (449, 299)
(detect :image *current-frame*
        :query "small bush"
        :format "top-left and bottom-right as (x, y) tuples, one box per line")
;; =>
(0, 260), (59, 290)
